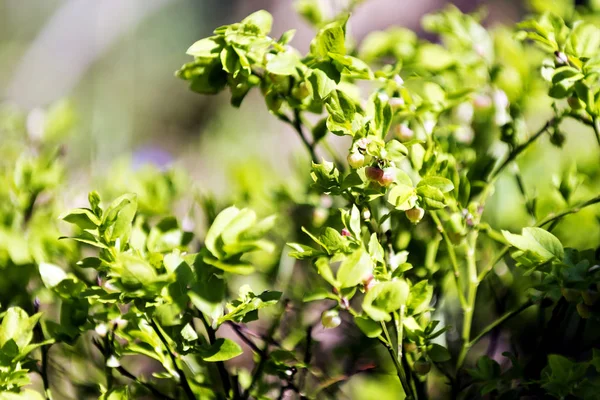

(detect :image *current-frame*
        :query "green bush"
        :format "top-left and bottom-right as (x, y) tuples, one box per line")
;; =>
(1, 1), (600, 399)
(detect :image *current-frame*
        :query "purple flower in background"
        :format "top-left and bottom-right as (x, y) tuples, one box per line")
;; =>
(132, 146), (173, 171)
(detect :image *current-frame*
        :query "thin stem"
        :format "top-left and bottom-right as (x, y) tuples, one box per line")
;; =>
(34, 321), (51, 399)
(279, 110), (318, 163)
(393, 307), (404, 363)
(381, 321), (413, 399)
(536, 194), (600, 228)
(593, 117), (600, 147)
(298, 325), (313, 392)
(149, 318), (196, 400)
(23, 191), (39, 225)
(489, 119), (552, 180)
(104, 331), (114, 391)
(321, 138), (345, 170)
(456, 232), (479, 370)
(430, 212), (467, 308)
(565, 112), (600, 147)
(468, 300), (534, 350)
(478, 193), (600, 282)
(243, 300), (288, 400)
(226, 321), (263, 356)
(92, 339), (176, 400)
(200, 314), (233, 397)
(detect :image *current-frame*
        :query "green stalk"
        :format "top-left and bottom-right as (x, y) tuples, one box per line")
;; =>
(478, 193), (600, 282)
(200, 313), (233, 397)
(430, 212), (467, 308)
(456, 232), (479, 370)
(381, 321), (414, 399)
(149, 319), (196, 400)
(467, 300), (534, 349)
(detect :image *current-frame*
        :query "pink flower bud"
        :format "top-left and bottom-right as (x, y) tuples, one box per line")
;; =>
(347, 152), (365, 169)
(405, 207), (425, 224)
(395, 124), (413, 141)
(321, 310), (341, 329)
(389, 97), (405, 109)
(366, 166), (384, 182)
(341, 228), (351, 237)
(379, 168), (395, 187)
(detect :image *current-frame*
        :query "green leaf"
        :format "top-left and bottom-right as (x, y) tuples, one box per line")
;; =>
(266, 52), (301, 76)
(189, 261), (226, 322)
(414, 44), (454, 71)
(186, 37), (222, 58)
(76, 257), (102, 269)
(371, 95), (392, 137)
(205, 206), (240, 258)
(199, 338), (243, 362)
(417, 177), (454, 193)
(362, 280), (410, 322)
(287, 243), (324, 260)
(329, 54), (373, 79)
(368, 233), (384, 265)
(308, 69), (336, 102)
(568, 22), (600, 58)
(182, 59), (228, 95)
(417, 185), (446, 210)
(387, 184), (416, 211)
(221, 208), (256, 245)
(407, 280), (433, 315)
(320, 227), (350, 254)
(217, 290), (281, 325)
(203, 256), (255, 275)
(102, 194), (137, 244)
(354, 315), (383, 338)
(428, 343), (451, 362)
(314, 18), (347, 57)
(220, 47), (239, 74)
(502, 227), (564, 262)
(60, 208), (100, 230)
(315, 257), (338, 287)
(336, 248), (372, 289)
(310, 159), (340, 193)
(113, 254), (160, 291)
(303, 288), (337, 302)
(386, 140), (408, 162)
(278, 29), (296, 45)
(39, 262), (67, 289)
(350, 205), (361, 238)
(241, 10), (273, 34)
(0, 307), (41, 349)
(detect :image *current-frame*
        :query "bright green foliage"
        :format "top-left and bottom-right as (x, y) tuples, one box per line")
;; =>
(0, 1), (599, 399)
(176, 2), (600, 399)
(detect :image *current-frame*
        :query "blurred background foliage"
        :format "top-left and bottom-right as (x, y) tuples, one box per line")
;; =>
(1, 0), (600, 399)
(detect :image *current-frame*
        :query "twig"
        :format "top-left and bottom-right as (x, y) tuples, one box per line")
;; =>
(298, 325), (313, 391)
(149, 318), (196, 400)
(23, 191), (39, 225)
(34, 320), (51, 399)
(536, 194), (600, 227)
(226, 321), (263, 356)
(243, 300), (289, 400)
(381, 322), (414, 399)
(199, 314), (233, 397)
(565, 112), (600, 147)
(468, 300), (534, 350)
(456, 232), (479, 370)
(279, 111), (318, 163)
(489, 120), (552, 180)
(92, 339), (176, 400)
(430, 212), (467, 308)
(478, 193), (600, 282)
(104, 330), (114, 390)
